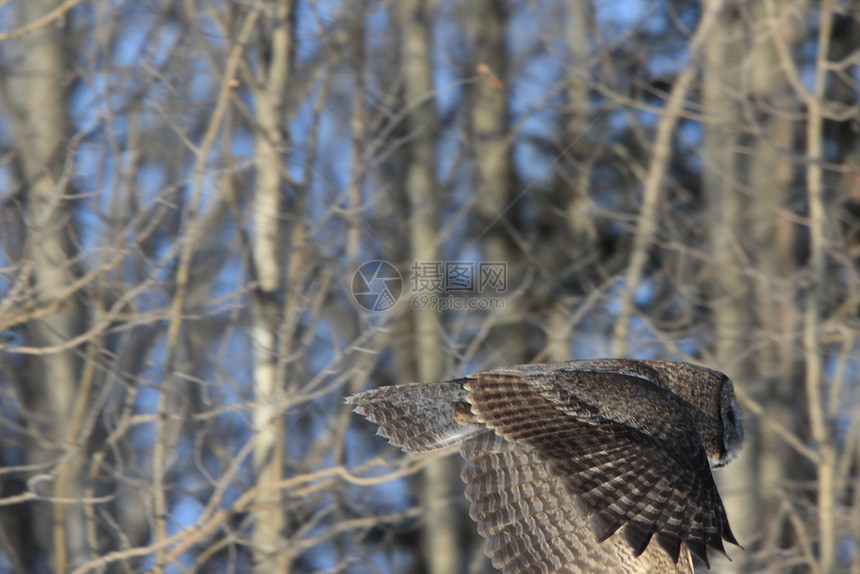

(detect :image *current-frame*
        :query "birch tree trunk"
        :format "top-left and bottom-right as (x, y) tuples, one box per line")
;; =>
(398, 1), (461, 572)
(546, 0), (595, 363)
(468, 0), (526, 363)
(250, 2), (296, 571)
(746, 0), (810, 563)
(0, 1), (88, 570)
(802, 3), (837, 570)
(702, 2), (760, 571)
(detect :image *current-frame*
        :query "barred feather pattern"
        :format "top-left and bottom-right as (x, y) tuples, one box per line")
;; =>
(461, 433), (692, 574)
(347, 359), (743, 572)
(464, 369), (737, 567)
(346, 380), (481, 453)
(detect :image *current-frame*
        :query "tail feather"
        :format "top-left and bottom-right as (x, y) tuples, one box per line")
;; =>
(346, 380), (483, 453)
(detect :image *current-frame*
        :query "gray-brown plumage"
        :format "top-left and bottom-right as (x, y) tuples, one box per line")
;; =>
(347, 359), (744, 573)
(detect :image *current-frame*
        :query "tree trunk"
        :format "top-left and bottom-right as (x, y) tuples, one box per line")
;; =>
(250, 2), (296, 571)
(702, 2), (760, 571)
(545, 0), (595, 363)
(468, 0), (527, 363)
(398, 1), (460, 572)
(747, 0), (810, 564)
(0, 1), (88, 571)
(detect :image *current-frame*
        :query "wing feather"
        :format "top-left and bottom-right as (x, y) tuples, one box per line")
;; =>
(465, 370), (736, 565)
(346, 380), (480, 453)
(461, 433), (691, 574)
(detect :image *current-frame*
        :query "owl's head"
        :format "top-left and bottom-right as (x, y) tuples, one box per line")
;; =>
(713, 374), (744, 468)
(645, 361), (745, 469)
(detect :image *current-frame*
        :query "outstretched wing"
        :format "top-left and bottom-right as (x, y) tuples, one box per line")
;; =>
(461, 432), (692, 574)
(465, 370), (737, 566)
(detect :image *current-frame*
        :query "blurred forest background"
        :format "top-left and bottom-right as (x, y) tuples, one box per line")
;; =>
(0, 0), (859, 573)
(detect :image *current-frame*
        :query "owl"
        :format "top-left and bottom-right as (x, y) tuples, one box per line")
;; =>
(347, 359), (744, 573)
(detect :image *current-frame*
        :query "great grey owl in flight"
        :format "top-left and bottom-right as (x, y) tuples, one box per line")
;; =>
(347, 359), (744, 573)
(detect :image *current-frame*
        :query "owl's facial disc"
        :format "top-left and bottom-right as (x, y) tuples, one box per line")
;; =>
(713, 380), (744, 468)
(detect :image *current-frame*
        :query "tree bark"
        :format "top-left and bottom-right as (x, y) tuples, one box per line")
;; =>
(0, 1), (87, 570)
(747, 0), (809, 564)
(250, 2), (296, 571)
(469, 0), (527, 363)
(399, 1), (459, 572)
(802, 2), (837, 570)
